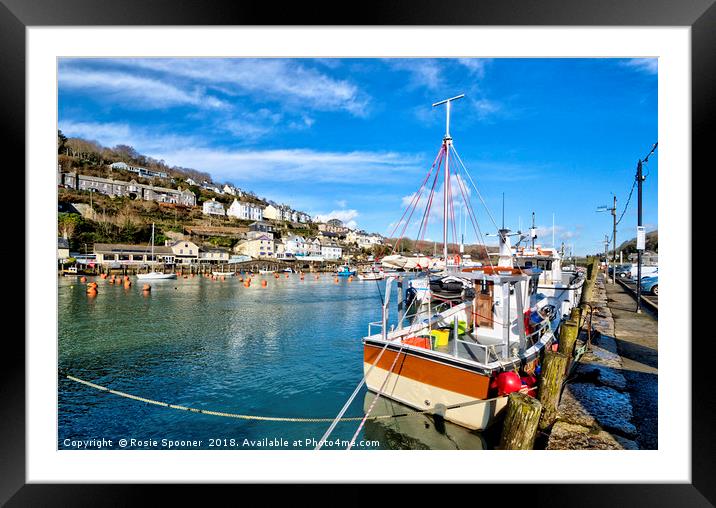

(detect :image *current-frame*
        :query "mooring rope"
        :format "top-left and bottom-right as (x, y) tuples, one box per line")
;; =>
(61, 371), (500, 425)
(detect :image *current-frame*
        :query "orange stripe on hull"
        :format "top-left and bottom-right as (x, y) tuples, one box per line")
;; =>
(364, 344), (491, 399)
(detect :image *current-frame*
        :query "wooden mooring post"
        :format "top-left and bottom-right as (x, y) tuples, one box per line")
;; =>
(499, 392), (543, 450)
(557, 319), (579, 365)
(537, 350), (569, 430)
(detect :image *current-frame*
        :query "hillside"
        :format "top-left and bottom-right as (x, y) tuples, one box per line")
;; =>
(616, 229), (658, 255)
(57, 130), (213, 185)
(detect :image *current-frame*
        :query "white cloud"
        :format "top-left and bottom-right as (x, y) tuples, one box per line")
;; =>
(457, 58), (489, 77)
(383, 59), (444, 90)
(116, 58), (371, 116)
(151, 147), (425, 185)
(335, 199), (348, 208)
(58, 68), (227, 110)
(621, 58), (658, 75)
(59, 121), (199, 154)
(313, 209), (359, 229)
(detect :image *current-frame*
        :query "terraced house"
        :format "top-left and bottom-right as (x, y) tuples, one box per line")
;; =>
(59, 170), (196, 207)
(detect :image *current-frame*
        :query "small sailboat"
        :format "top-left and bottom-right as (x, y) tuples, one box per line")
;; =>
(137, 223), (177, 280)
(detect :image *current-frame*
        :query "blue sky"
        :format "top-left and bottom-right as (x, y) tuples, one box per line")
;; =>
(58, 57), (658, 255)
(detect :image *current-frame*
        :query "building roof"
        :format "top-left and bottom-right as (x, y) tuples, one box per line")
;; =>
(94, 243), (173, 254)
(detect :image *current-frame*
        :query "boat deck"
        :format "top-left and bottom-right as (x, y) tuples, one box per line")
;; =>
(432, 332), (496, 364)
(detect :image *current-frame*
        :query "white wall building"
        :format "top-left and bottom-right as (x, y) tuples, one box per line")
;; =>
(284, 235), (306, 256)
(202, 198), (226, 216)
(320, 240), (343, 260)
(227, 199), (264, 221)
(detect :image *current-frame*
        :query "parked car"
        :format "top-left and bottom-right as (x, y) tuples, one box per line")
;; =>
(630, 265), (658, 281)
(608, 264), (632, 278)
(640, 275), (659, 296)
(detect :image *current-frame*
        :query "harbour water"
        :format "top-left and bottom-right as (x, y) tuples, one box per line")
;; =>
(58, 274), (490, 450)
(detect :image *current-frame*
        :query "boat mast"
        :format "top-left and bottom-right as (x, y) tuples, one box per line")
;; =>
(151, 223), (155, 268)
(432, 94), (464, 265)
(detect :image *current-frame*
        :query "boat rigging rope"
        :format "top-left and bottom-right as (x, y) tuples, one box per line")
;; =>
(450, 144), (500, 233)
(346, 342), (406, 450)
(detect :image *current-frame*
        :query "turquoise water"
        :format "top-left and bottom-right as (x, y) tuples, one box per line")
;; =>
(58, 274), (488, 450)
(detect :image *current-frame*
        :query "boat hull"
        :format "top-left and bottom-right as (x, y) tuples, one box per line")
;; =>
(363, 343), (506, 431)
(136, 272), (177, 280)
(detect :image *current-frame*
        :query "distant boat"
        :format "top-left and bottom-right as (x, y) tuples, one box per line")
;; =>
(358, 265), (385, 280)
(137, 223), (177, 280)
(212, 271), (235, 277)
(336, 265), (356, 277)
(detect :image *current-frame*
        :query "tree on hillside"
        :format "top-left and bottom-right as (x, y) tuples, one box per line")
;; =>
(57, 130), (67, 154)
(113, 144), (140, 163)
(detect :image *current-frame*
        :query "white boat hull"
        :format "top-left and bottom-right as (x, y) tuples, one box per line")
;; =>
(136, 272), (177, 280)
(364, 360), (507, 431)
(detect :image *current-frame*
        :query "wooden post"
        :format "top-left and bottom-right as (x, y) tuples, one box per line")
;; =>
(557, 320), (579, 371)
(499, 392), (543, 450)
(537, 350), (568, 430)
(569, 307), (582, 326)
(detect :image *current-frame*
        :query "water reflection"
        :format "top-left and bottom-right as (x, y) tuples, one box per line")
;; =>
(363, 392), (487, 450)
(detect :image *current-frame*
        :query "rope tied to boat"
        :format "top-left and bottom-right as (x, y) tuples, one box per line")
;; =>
(60, 371), (504, 425)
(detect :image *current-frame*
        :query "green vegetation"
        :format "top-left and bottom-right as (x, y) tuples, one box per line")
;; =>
(616, 229), (658, 256)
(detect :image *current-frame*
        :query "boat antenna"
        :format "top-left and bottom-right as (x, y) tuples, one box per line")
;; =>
(501, 192), (505, 230)
(432, 93), (464, 265)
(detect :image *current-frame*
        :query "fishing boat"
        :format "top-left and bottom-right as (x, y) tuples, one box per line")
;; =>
(355, 94), (582, 431)
(137, 223), (177, 280)
(336, 265), (357, 277)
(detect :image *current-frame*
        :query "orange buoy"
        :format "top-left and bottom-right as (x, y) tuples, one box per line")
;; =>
(239, 277), (244, 282)
(142, 284), (151, 292)
(348, 276), (353, 282)
(334, 277), (339, 283)
(124, 275), (130, 281)
(80, 276), (87, 283)
(221, 276), (225, 281)
(285, 273), (289, 278)
(124, 280), (132, 288)
(261, 280), (267, 287)
(100, 273), (107, 279)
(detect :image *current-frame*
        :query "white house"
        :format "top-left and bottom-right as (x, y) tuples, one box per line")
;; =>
(227, 199), (264, 221)
(169, 240), (200, 264)
(305, 237), (322, 257)
(222, 184), (236, 196)
(320, 239), (343, 260)
(186, 178), (197, 186)
(284, 235), (306, 257)
(202, 198), (226, 216)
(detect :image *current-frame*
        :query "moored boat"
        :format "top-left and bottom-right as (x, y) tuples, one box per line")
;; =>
(137, 223), (177, 280)
(336, 265), (357, 277)
(356, 94), (580, 432)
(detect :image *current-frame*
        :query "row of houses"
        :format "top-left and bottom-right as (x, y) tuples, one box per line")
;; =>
(201, 198), (311, 224)
(109, 162), (168, 179)
(59, 170), (197, 207)
(234, 232), (343, 260)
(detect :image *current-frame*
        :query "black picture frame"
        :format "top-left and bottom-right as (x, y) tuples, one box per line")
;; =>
(3, 0), (710, 504)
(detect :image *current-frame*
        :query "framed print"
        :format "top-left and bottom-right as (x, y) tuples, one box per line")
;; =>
(3, 0), (712, 503)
